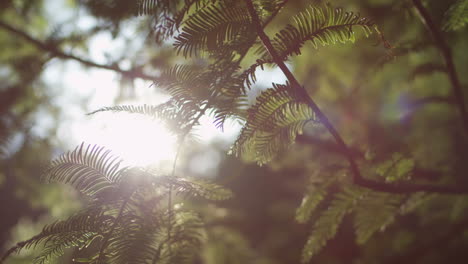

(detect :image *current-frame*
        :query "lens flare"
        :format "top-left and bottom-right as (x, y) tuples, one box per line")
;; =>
(78, 112), (177, 167)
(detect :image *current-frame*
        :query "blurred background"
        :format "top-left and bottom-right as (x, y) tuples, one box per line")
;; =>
(1, 0), (468, 263)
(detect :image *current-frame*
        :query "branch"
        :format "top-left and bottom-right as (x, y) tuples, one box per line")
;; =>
(412, 0), (468, 134)
(296, 135), (365, 159)
(0, 20), (156, 81)
(409, 96), (455, 109)
(244, 0), (468, 195)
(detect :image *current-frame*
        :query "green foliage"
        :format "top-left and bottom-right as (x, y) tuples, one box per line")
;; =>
(6, 208), (107, 264)
(233, 82), (317, 164)
(166, 177), (233, 200)
(4, 0), (468, 263)
(302, 187), (367, 263)
(443, 0), (468, 31)
(256, 3), (377, 60)
(375, 153), (415, 182)
(295, 187), (326, 224)
(88, 99), (201, 134)
(2, 142), (233, 263)
(43, 143), (124, 197)
(174, 2), (252, 57)
(353, 192), (402, 244)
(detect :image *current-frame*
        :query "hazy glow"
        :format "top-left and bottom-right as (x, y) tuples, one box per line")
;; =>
(77, 112), (177, 167)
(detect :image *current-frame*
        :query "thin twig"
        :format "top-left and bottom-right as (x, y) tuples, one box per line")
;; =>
(244, 0), (468, 195)
(0, 20), (156, 81)
(412, 0), (468, 134)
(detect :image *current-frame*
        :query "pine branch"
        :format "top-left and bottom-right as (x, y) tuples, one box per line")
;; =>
(412, 0), (468, 135)
(0, 20), (156, 81)
(245, 0), (468, 195)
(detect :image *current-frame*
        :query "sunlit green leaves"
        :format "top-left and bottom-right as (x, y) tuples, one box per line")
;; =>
(171, 177), (234, 201)
(257, 3), (377, 60)
(375, 153), (415, 182)
(353, 192), (402, 244)
(43, 143), (125, 197)
(6, 208), (108, 264)
(302, 187), (367, 263)
(9, 138), (235, 264)
(443, 0), (468, 31)
(233, 82), (317, 164)
(295, 187), (326, 223)
(174, 2), (252, 57)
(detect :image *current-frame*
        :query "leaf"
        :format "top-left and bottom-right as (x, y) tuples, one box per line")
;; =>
(302, 187), (367, 263)
(296, 187), (327, 223)
(233, 82), (317, 164)
(33, 232), (99, 264)
(154, 64), (206, 100)
(375, 153), (414, 183)
(156, 176), (234, 201)
(443, 0), (468, 31)
(43, 143), (125, 196)
(257, 3), (377, 60)
(174, 2), (251, 57)
(353, 192), (402, 244)
(89, 99), (201, 135)
(106, 214), (158, 264)
(7, 208), (108, 262)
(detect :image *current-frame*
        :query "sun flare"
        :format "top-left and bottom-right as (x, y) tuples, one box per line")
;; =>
(79, 112), (177, 167)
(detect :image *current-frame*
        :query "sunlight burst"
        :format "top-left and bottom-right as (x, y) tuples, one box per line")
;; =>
(79, 112), (177, 167)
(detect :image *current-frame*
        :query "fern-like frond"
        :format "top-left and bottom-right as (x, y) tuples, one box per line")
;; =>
(174, 2), (251, 57)
(210, 94), (247, 130)
(238, 59), (274, 91)
(137, 0), (159, 15)
(296, 187), (327, 224)
(4, 208), (109, 262)
(89, 99), (201, 136)
(375, 153), (414, 183)
(105, 213), (159, 264)
(136, 0), (179, 16)
(443, 0), (468, 31)
(88, 104), (168, 119)
(174, 177), (234, 201)
(160, 211), (204, 264)
(399, 192), (434, 214)
(257, 3), (376, 60)
(302, 187), (368, 263)
(353, 192), (403, 244)
(233, 82), (317, 164)
(152, 176), (233, 201)
(154, 64), (206, 100)
(43, 143), (125, 196)
(33, 232), (99, 264)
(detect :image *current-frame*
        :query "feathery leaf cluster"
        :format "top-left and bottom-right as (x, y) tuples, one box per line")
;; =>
(3, 143), (232, 263)
(256, 3), (377, 60)
(233, 82), (317, 164)
(443, 0), (468, 31)
(2, 0), (404, 263)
